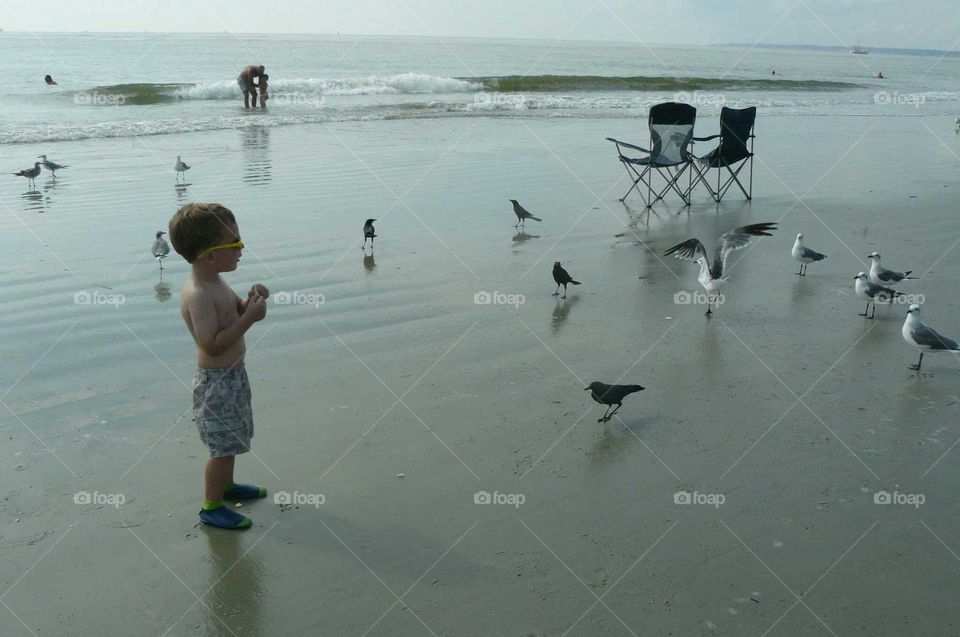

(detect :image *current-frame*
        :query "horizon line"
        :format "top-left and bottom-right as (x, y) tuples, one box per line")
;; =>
(1, 30), (956, 54)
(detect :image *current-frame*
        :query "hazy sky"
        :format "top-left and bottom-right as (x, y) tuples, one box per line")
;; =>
(2, 0), (958, 50)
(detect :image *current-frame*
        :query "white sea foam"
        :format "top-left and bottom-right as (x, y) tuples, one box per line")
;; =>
(174, 73), (485, 100)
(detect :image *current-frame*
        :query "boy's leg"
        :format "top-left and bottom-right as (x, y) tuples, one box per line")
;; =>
(205, 455), (234, 502)
(201, 455), (252, 529)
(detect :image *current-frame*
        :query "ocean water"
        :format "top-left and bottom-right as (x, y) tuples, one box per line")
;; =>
(3, 31), (959, 144)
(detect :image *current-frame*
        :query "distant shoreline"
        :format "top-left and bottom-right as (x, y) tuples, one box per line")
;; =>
(0, 30), (958, 56)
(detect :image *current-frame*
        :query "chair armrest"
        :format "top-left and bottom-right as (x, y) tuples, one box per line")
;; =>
(692, 134), (721, 141)
(605, 137), (650, 153)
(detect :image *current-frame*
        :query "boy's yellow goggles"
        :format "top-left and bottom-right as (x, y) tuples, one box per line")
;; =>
(197, 240), (244, 259)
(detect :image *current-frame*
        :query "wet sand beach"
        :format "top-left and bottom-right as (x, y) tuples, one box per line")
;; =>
(3, 114), (960, 635)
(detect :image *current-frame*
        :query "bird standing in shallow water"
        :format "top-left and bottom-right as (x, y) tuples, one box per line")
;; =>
(363, 218), (377, 249)
(509, 199), (541, 229)
(854, 272), (901, 319)
(152, 231), (170, 276)
(867, 252), (915, 287)
(663, 222), (777, 316)
(902, 304), (960, 371)
(791, 233), (826, 276)
(584, 382), (645, 423)
(38, 155), (67, 178)
(552, 262), (580, 298)
(175, 155), (190, 181)
(13, 162), (41, 188)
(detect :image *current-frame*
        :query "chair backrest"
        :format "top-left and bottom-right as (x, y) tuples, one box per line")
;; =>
(715, 106), (756, 165)
(648, 102), (697, 166)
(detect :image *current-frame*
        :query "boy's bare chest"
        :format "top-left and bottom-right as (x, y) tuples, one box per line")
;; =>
(211, 287), (240, 327)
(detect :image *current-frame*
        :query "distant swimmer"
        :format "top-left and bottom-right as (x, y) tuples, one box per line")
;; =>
(771, 70), (776, 75)
(876, 72), (885, 79)
(237, 64), (265, 109)
(44, 74), (57, 85)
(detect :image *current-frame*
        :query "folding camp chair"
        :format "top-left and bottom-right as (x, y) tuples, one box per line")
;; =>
(606, 102), (697, 208)
(689, 106), (756, 203)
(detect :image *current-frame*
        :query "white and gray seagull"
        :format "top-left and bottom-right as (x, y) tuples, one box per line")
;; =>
(38, 155), (67, 178)
(174, 155), (190, 181)
(13, 162), (41, 188)
(152, 230), (170, 274)
(792, 233), (826, 276)
(902, 304), (960, 370)
(663, 222), (778, 316)
(854, 272), (901, 319)
(867, 251), (916, 287)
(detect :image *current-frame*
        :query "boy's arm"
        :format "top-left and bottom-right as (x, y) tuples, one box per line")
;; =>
(188, 292), (261, 357)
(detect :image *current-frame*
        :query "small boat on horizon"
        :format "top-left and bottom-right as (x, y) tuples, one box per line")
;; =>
(849, 45), (869, 54)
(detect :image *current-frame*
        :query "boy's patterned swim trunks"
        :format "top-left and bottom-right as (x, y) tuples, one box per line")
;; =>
(192, 364), (254, 457)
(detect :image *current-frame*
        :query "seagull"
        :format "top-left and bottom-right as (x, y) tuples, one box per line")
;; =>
(174, 155), (190, 181)
(854, 272), (902, 319)
(509, 199), (541, 228)
(152, 230), (170, 273)
(867, 252), (916, 287)
(13, 162), (41, 188)
(792, 233), (826, 276)
(663, 222), (777, 315)
(584, 382), (645, 423)
(902, 304), (960, 370)
(552, 261), (580, 298)
(363, 218), (376, 249)
(37, 155), (67, 178)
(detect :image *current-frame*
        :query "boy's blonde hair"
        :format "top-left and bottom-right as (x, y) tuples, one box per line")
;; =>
(169, 203), (237, 263)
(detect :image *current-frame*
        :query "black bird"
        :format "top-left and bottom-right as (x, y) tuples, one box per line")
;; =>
(585, 382), (645, 423)
(363, 218), (377, 248)
(509, 199), (541, 228)
(552, 261), (581, 298)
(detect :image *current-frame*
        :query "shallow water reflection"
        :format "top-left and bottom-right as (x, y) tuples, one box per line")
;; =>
(243, 126), (272, 186)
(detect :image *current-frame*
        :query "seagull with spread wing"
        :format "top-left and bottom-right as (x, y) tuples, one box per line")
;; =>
(663, 222), (777, 315)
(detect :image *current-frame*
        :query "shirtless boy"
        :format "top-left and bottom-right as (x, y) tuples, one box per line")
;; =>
(168, 202), (269, 529)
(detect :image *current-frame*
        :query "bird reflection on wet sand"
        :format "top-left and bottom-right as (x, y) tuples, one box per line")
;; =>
(154, 280), (172, 302)
(21, 190), (45, 213)
(513, 231), (540, 243)
(551, 294), (579, 332)
(363, 251), (376, 272)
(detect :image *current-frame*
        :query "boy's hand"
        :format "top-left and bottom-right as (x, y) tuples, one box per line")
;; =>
(244, 293), (268, 323)
(249, 284), (270, 299)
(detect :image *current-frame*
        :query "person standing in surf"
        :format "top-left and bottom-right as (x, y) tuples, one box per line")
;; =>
(237, 65), (265, 109)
